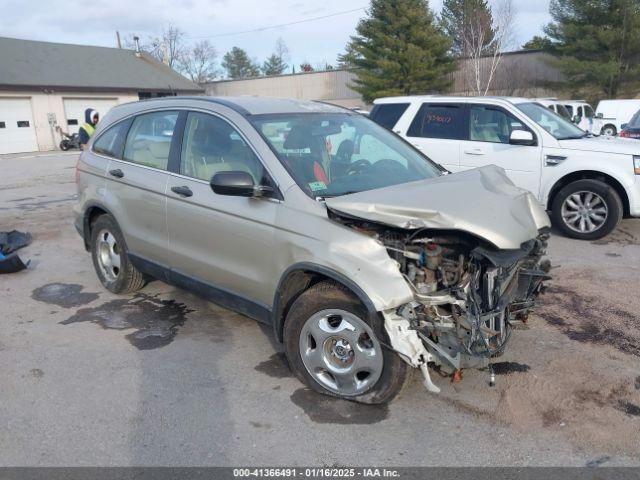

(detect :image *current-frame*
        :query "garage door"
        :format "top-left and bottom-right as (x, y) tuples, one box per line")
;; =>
(63, 98), (118, 134)
(0, 98), (39, 154)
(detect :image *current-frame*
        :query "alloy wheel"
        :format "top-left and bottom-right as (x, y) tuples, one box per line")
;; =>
(299, 309), (383, 396)
(96, 229), (121, 281)
(561, 191), (608, 234)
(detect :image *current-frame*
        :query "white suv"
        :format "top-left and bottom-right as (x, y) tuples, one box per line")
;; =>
(371, 96), (640, 240)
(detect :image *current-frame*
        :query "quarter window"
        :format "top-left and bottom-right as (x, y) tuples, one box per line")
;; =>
(469, 106), (527, 144)
(93, 120), (130, 158)
(369, 103), (410, 129)
(123, 111), (178, 170)
(407, 104), (465, 140)
(180, 112), (266, 183)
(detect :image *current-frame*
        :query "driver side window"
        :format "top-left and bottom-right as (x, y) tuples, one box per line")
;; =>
(469, 106), (526, 144)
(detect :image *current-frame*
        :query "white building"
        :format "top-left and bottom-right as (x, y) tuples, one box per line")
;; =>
(0, 37), (203, 154)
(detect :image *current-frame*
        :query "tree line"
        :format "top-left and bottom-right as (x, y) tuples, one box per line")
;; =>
(129, 0), (640, 102)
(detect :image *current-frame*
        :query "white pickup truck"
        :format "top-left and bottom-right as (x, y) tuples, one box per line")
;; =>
(370, 96), (640, 240)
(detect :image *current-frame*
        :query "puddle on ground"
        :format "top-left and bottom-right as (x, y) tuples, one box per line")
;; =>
(616, 400), (640, 417)
(290, 388), (388, 424)
(255, 352), (292, 378)
(586, 456), (611, 467)
(61, 294), (194, 350)
(591, 227), (638, 246)
(32, 283), (99, 308)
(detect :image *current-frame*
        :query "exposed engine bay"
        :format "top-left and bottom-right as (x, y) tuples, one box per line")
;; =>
(330, 210), (551, 392)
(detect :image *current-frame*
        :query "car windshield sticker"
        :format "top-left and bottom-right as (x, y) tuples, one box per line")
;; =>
(308, 181), (327, 192)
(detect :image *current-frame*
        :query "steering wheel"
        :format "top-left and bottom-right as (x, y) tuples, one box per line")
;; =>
(345, 159), (372, 175)
(370, 158), (407, 175)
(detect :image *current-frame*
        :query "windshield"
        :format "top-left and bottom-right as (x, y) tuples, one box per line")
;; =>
(251, 113), (442, 198)
(628, 109), (640, 128)
(518, 102), (587, 140)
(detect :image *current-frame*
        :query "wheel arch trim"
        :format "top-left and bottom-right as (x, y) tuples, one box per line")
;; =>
(271, 262), (379, 343)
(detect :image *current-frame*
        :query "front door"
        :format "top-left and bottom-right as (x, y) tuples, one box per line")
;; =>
(459, 104), (542, 197)
(166, 111), (279, 310)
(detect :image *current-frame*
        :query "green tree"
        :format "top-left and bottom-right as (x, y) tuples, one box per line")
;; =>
(344, 0), (454, 103)
(544, 0), (640, 98)
(262, 38), (289, 76)
(440, 0), (495, 56)
(522, 35), (552, 50)
(222, 47), (260, 79)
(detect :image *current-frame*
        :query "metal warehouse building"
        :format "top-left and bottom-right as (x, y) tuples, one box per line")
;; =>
(0, 37), (203, 154)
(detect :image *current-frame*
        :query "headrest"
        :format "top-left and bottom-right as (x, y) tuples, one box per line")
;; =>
(283, 125), (312, 150)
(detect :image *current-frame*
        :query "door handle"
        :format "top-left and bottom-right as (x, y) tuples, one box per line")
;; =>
(108, 168), (124, 178)
(463, 149), (485, 155)
(171, 185), (193, 198)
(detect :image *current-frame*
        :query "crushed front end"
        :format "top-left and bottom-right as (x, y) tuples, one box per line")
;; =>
(331, 212), (551, 392)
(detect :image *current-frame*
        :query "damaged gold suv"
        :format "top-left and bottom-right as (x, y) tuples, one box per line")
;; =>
(75, 96), (551, 403)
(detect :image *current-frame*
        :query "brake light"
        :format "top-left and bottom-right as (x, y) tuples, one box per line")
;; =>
(620, 130), (629, 137)
(633, 155), (640, 175)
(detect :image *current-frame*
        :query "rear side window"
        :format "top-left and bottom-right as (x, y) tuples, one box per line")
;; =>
(93, 120), (130, 158)
(369, 103), (410, 129)
(407, 104), (466, 140)
(123, 111), (178, 170)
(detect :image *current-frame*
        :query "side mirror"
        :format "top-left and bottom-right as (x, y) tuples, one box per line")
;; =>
(509, 130), (535, 146)
(596, 112), (604, 119)
(210, 171), (273, 198)
(621, 123), (628, 130)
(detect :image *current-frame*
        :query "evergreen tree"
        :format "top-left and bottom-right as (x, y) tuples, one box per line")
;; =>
(440, 0), (495, 56)
(345, 0), (454, 103)
(522, 35), (552, 50)
(544, 0), (640, 98)
(222, 47), (260, 79)
(262, 39), (289, 76)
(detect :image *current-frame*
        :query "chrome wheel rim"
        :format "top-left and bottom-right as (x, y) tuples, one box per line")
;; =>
(299, 309), (383, 396)
(96, 229), (121, 281)
(561, 191), (608, 234)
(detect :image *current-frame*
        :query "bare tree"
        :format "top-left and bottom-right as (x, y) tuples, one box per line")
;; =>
(462, 0), (517, 95)
(179, 40), (218, 83)
(124, 24), (187, 70)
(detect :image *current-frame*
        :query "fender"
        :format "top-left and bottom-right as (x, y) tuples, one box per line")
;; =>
(80, 201), (117, 250)
(271, 262), (379, 343)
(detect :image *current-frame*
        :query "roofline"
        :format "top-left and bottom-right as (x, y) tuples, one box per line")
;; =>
(0, 84), (204, 94)
(0, 35), (138, 52)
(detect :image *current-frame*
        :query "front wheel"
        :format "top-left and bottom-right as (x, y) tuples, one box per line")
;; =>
(551, 179), (622, 240)
(283, 281), (409, 404)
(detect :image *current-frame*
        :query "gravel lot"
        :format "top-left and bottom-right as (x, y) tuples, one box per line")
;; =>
(1, 152), (639, 467)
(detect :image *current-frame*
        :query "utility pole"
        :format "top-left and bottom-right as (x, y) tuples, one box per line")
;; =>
(116, 31), (122, 49)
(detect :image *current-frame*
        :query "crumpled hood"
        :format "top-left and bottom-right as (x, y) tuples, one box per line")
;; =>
(325, 165), (550, 250)
(558, 136), (640, 155)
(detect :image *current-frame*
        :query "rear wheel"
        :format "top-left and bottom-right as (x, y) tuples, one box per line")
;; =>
(283, 281), (410, 404)
(90, 214), (145, 294)
(601, 124), (617, 136)
(551, 179), (622, 240)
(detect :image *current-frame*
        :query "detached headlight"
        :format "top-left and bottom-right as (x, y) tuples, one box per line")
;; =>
(634, 155), (640, 175)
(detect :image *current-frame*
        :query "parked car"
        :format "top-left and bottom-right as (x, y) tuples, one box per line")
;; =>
(371, 95), (640, 240)
(619, 108), (640, 139)
(562, 100), (602, 135)
(596, 99), (640, 137)
(75, 96), (551, 403)
(535, 98), (573, 121)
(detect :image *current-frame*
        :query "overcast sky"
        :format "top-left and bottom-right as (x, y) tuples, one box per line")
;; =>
(1, 0), (552, 73)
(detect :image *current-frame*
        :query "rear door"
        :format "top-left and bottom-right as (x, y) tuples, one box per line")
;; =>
(165, 110), (279, 310)
(459, 104), (542, 196)
(398, 102), (466, 171)
(104, 110), (178, 267)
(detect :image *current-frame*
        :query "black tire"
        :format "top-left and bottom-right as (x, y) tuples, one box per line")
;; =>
(60, 140), (70, 151)
(551, 179), (623, 240)
(601, 124), (617, 137)
(90, 214), (145, 294)
(283, 281), (410, 404)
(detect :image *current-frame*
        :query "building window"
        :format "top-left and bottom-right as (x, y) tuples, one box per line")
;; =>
(17, 121), (30, 128)
(67, 119), (78, 126)
(0, 122), (5, 129)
